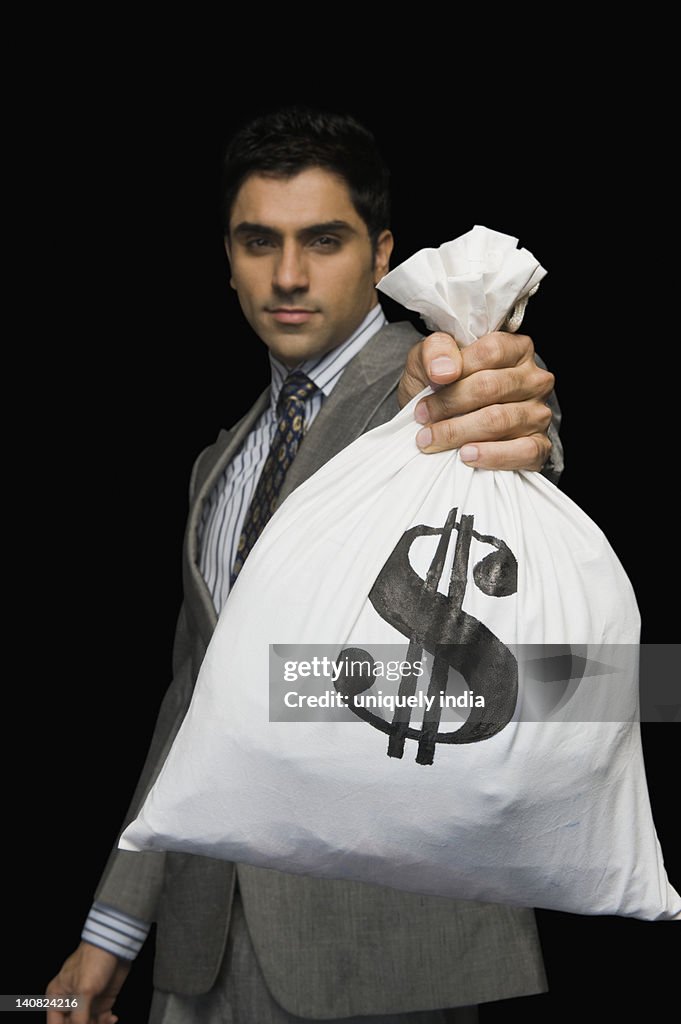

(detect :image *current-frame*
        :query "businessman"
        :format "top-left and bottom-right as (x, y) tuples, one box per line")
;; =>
(47, 105), (562, 1024)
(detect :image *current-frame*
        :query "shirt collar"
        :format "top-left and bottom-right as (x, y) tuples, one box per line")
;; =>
(268, 303), (387, 409)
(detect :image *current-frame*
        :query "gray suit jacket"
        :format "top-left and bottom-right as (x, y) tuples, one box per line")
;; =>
(95, 320), (561, 1017)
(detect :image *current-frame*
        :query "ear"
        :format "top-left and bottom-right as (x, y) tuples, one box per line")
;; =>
(223, 236), (236, 290)
(373, 229), (394, 284)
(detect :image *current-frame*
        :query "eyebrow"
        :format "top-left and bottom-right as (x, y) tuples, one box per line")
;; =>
(231, 220), (358, 240)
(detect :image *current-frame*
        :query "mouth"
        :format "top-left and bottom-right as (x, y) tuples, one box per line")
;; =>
(267, 307), (318, 324)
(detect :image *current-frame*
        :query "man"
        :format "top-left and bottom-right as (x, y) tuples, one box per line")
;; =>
(47, 106), (561, 1023)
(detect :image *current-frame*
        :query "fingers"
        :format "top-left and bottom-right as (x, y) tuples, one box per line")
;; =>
(397, 329), (557, 471)
(459, 331), (536, 375)
(45, 999), (92, 1024)
(397, 332), (463, 407)
(415, 400), (553, 456)
(417, 362), (554, 423)
(45, 998), (116, 1024)
(458, 434), (553, 472)
(399, 330), (554, 415)
(414, 337), (554, 425)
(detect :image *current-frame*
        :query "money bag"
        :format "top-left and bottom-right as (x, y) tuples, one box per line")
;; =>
(120, 227), (680, 921)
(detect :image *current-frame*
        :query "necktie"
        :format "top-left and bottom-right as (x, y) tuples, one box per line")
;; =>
(230, 371), (318, 586)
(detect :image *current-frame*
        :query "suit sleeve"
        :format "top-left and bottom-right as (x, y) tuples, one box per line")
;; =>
(535, 352), (564, 484)
(92, 446), (213, 922)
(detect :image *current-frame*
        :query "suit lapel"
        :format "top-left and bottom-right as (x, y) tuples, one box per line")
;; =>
(182, 388), (270, 645)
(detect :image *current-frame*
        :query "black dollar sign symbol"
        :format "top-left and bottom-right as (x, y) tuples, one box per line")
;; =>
(368, 506), (518, 764)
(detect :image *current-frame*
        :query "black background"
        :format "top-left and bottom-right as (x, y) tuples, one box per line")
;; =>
(6, 29), (678, 1023)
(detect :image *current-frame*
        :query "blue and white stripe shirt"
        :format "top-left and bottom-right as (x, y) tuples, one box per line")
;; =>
(81, 304), (388, 959)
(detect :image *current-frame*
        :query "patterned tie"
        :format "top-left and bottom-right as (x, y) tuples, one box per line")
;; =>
(230, 371), (318, 586)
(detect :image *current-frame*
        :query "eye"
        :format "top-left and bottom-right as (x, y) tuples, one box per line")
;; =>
(311, 235), (340, 249)
(245, 237), (276, 250)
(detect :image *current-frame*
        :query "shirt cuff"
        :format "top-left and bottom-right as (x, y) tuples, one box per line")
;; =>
(81, 902), (151, 961)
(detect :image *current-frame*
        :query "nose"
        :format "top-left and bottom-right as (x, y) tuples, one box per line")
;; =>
(272, 240), (309, 295)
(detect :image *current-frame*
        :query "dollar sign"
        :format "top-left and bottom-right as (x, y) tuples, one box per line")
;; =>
(367, 507), (518, 764)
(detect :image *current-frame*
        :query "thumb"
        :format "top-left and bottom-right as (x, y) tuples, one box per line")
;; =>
(420, 332), (463, 385)
(398, 332), (462, 408)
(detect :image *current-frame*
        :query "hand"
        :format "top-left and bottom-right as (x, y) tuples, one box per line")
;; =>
(398, 331), (555, 470)
(46, 942), (131, 1024)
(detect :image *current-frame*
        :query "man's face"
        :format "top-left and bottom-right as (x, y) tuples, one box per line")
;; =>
(225, 167), (393, 366)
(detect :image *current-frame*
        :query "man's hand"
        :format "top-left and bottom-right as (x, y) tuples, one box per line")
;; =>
(45, 942), (130, 1024)
(398, 331), (555, 471)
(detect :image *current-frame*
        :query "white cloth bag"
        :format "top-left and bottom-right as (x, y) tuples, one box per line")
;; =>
(121, 228), (680, 921)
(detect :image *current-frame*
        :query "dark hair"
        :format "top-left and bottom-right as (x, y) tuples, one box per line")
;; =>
(220, 105), (391, 250)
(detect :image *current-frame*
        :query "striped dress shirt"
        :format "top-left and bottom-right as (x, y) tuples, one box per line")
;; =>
(81, 304), (388, 959)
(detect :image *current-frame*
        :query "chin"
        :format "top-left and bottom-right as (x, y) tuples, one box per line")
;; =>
(269, 337), (332, 365)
